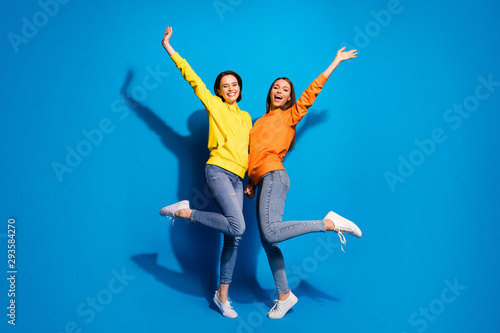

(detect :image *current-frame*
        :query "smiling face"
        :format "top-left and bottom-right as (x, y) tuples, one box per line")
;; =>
(269, 79), (292, 111)
(218, 75), (240, 105)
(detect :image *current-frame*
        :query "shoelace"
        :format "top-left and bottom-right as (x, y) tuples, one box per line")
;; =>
(269, 300), (282, 315)
(166, 216), (176, 226)
(221, 298), (235, 313)
(337, 231), (347, 253)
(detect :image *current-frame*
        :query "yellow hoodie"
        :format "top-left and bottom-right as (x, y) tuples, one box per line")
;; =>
(171, 52), (252, 178)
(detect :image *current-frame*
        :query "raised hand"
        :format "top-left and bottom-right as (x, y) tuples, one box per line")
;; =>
(323, 46), (357, 78)
(335, 46), (357, 62)
(162, 26), (175, 55)
(162, 26), (173, 46)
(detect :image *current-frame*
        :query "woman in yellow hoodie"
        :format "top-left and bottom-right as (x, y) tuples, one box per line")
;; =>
(159, 26), (252, 319)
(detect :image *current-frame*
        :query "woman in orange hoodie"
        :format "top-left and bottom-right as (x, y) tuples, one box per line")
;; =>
(244, 47), (362, 319)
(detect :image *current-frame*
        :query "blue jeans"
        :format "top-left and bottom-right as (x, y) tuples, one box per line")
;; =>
(191, 164), (245, 284)
(257, 170), (326, 294)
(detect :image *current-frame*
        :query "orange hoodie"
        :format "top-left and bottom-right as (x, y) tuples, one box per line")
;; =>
(248, 74), (328, 185)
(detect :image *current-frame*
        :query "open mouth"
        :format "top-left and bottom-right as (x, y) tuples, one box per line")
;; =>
(273, 95), (283, 103)
(227, 92), (237, 98)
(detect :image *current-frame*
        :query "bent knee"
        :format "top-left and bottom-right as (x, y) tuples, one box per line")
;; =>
(231, 223), (246, 237)
(261, 231), (279, 245)
(227, 216), (245, 237)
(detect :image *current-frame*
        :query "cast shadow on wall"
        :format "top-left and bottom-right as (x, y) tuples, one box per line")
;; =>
(122, 70), (338, 311)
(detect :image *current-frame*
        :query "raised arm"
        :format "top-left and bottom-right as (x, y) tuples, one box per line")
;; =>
(283, 47), (357, 126)
(162, 26), (176, 56)
(322, 47), (357, 78)
(160, 26), (221, 111)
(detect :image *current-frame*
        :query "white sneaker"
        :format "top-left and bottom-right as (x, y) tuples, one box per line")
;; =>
(159, 200), (190, 217)
(324, 211), (362, 252)
(267, 291), (298, 319)
(213, 292), (238, 319)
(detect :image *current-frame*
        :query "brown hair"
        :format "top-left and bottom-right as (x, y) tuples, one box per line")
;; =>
(266, 77), (296, 113)
(214, 70), (242, 103)
(266, 77), (297, 150)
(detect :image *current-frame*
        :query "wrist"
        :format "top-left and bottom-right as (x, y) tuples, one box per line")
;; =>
(332, 58), (342, 66)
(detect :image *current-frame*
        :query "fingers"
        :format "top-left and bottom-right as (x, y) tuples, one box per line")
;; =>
(244, 186), (255, 199)
(341, 49), (358, 59)
(338, 47), (357, 54)
(337, 47), (358, 61)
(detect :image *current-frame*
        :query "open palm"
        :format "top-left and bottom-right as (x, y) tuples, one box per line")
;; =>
(336, 47), (357, 62)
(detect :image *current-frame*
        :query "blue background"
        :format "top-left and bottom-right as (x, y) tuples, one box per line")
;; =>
(1, 0), (500, 332)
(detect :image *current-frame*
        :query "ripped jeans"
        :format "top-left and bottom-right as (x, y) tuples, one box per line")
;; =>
(190, 164), (245, 284)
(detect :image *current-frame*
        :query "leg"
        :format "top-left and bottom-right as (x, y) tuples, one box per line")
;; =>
(217, 234), (241, 302)
(259, 236), (290, 296)
(209, 169), (244, 318)
(216, 283), (230, 303)
(213, 234), (240, 318)
(214, 235), (241, 318)
(257, 188), (297, 318)
(257, 170), (325, 244)
(191, 165), (245, 236)
(256, 180), (290, 295)
(216, 176), (243, 300)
